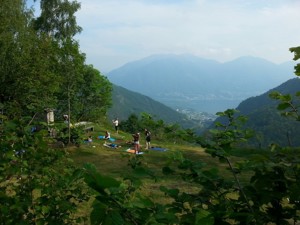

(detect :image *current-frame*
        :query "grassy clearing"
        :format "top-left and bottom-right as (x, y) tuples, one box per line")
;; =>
(69, 126), (252, 188)
(70, 130), (208, 177)
(67, 128), (265, 224)
(69, 129), (211, 205)
(66, 127), (300, 224)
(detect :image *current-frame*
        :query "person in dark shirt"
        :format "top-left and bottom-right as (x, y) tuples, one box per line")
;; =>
(144, 129), (151, 149)
(104, 130), (111, 139)
(132, 132), (140, 154)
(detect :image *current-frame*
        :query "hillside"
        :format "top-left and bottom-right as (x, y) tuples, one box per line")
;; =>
(211, 78), (300, 147)
(108, 84), (213, 131)
(106, 54), (295, 113)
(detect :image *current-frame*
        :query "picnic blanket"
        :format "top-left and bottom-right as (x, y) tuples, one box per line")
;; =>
(98, 135), (116, 142)
(126, 149), (144, 155)
(149, 147), (167, 152)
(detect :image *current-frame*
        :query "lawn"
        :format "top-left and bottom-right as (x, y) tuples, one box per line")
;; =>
(67, 128), (284, 224)
(68, 128), (242, 205)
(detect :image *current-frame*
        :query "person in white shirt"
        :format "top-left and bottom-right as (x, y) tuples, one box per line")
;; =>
(112, 118), (119, 134)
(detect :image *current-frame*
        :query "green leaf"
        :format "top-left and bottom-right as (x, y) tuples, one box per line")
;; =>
(159, 186), (179, 198)
(281, 94), (292, 101)
(269, 91), (281, 99)
(42, 206), (50, 214)
(133, 166), (150, 177)
(83, 163), (120, 194)
(107, 210), (124, 225)
(162, 166), (174, 175)
(130, 195), (155, 208)
(90, 201), (107, 225)
(32, 189), (42, 200)
(195, 209), (214, 225)
(277, 103), (290, 110)
(202, 167), (220, 179)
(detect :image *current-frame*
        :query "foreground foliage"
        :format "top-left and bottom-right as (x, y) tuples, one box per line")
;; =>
(0, 118), (91, 224)
(83, 109), (300, 225)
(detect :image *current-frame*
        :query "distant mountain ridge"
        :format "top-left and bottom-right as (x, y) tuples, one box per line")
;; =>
(107, 54), (295, 113)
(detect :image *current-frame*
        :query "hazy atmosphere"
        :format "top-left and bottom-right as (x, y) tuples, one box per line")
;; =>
(28, 0), (300, 73)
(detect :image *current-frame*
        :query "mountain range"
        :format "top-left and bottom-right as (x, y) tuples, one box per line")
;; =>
(106, 54), (295, 113)
(108, 76), (300, 146)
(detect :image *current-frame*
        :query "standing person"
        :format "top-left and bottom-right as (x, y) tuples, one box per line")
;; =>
(132, 132), (140, 154)
(144, 129), (151, 149)
(112, 118), (119, 134)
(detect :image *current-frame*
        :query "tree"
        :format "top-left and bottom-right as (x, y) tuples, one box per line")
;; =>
(34, 0), (85, 143)
(0, 0), (60, 120)
(72, 65), (112, 122)
(34, 0), (82, 43)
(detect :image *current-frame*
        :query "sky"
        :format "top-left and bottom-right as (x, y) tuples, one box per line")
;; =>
(28, 0), (300, 73)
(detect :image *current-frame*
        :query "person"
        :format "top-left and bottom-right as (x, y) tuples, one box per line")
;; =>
(63, 114), (68, 123)
(132, 132), (140, 154)
(84, 136), (93, 144)
(104, 130), (111, 140)
(63, 114), (73, 127)
(104, 142), (121, 149)
(112, 118), (119, 134)
(144, 129), (151, 149)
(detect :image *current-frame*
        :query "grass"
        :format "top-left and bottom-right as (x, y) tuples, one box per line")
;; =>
(68, 127), (257, 223)
(69, 126), (254, 189)
(69, 128), (210, 202)
(70, 129), (211, 177)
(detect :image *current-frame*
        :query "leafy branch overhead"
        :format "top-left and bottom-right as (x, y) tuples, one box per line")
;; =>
(290, 46), (300, 76)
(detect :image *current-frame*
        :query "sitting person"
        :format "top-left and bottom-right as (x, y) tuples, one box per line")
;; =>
(84, 136), (93, 144)
(104, 130), (111, 140)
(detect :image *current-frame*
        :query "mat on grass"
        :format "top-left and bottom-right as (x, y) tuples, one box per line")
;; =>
(125, 149), (144, 155)
(103, 143), (119, 149)
(149, 147), (168, 152)
(97, 136), (116, 142)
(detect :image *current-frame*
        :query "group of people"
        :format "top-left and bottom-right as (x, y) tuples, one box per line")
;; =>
(131, 128), (151, 154)
(102, 118), (119, 140)
(82, 116), (152, 154)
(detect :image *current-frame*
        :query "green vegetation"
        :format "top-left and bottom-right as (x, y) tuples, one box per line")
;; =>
(231, 78), (300, 147)
(1, 1), (300, 225)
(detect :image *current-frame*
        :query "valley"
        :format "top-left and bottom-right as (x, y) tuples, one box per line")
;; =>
(107, 54), (294, 115)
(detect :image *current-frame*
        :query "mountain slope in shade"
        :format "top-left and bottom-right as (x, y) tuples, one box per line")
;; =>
(216, 78), (300, 147)
(108, 84), (211, 131)
(107, 54), (295, 113)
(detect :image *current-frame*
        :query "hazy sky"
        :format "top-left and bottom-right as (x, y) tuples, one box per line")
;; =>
(29, 0), (300, 73)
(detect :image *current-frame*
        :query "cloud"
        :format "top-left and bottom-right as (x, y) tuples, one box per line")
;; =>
(74, 0), (300, 72)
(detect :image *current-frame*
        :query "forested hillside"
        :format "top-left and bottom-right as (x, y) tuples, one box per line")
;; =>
(239, 78), (300, 147)
(209, 78), (300, 147)
(108, 84), (211, 131)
